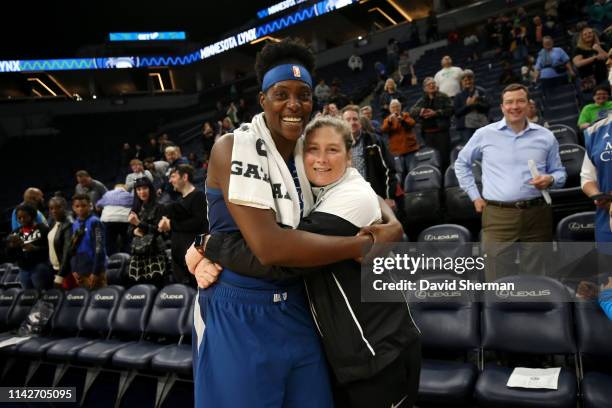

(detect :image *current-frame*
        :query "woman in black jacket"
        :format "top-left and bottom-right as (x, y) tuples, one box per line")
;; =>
(127, 177), (167, 287)
(6, 204), (52, 289)
(48, 197), (74, 288)
(198, 117), (421, 408)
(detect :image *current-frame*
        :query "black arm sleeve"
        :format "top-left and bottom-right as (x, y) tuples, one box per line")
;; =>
(164, 191), (208, 234)
(205, 212), (360, 279)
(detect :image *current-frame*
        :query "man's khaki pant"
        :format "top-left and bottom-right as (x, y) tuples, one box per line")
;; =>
(481, 204), (553, 282)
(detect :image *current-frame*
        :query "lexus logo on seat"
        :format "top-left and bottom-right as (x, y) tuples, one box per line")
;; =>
(161, 293), (184, 300)
(568, 222), (594, 232)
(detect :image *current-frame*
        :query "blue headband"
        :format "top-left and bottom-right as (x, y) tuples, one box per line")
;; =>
(262, 64), (313, 92)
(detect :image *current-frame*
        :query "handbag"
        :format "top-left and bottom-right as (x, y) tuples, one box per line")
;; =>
(464, 111), (489, 129)
(131, 234), (155, 255)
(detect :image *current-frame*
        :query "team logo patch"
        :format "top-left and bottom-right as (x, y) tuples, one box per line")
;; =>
(292, 65), (301, 78)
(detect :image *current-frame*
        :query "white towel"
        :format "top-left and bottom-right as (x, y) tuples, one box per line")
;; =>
(228, 113), (313, 228)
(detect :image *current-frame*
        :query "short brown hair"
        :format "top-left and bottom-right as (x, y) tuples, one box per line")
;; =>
(500, 83), (529, 103)
(129, 159), (143, 167)
(304, 116), (354, 152)
(75, 170), (90, 178)
(341, 104), (360, 115)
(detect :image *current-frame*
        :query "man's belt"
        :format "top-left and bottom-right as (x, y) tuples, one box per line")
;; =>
(485, 197), (548, 209)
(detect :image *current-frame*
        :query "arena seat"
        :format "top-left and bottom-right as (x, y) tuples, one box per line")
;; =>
(106, 253), (131, 286)
(574, 300), (612, 408)
(111, 284), (195, 407)
(548, 124), (578, 145)
(444, 163), (482, 221)
(449, 145), (464, 165)
(1, 266), (21, 288)
(409, 277), (479, 407)
(0, 264), (11, 287)
(556, 212), (596, 242)
(403, 165), (442, 223)
(409, 147), (441, 171)
(5, 289), (39, 332)
(44, 286), (123, 386)
(76, 284), (157, 405)
(475, 276), (578, 408)
(151, 300), (195, 408)
(0, 288), (20, 332)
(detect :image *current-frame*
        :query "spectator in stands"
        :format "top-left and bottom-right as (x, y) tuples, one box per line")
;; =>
(125, 159), (154, 192)
(143, 158), (165, 191)
(381, 99), (419, 180)
(588, 0), (607, 32)
(360, 105), (381, 133)
(374, 61), (387, 78)
(573, 26), (609, 93)
(342, 105), (401, 209)
(157, 133), (173, 158)
(455, 83), (566, 281)
(434, 56), (463, 98)
(158, 164), (207, 284)
(160, 146), (189, 202)
(454, 69), (491, 144)
(328, 81), (350, 108)
(578, 85), (612, 129)
(141, 134), (160, 161)
(499, 60), (522, 86)
(535, 36), (574, 97)
(47, 197), (74, 289)
(127, 177), (167, 287)
(6, 204), (52, 289)
(464, 32), (480, 62)
(379, 78), (405, 118)
(202, 121), (215, 161)
(426, 10), (439, 42)
(545, 0), (559, 20)
(11, 187), (46, 230)
(226, 102), (240, 126)
(527, 99), (549, 127)
(398, 50), (417, 87)
(314, 79), (331, 106)
(521, 56), (539, 86)
(188, 152), (203, 169)
(218, 116), (235, 136)
(348, 54), (363, 72)
(96, 184), (132, 255)
(322, 102), (340, 118)
(75, 170), (107, 206)
(528, 16), (551, 46)
(510, 23), (529, 61)
(600, 277), (612, 319)
(70, 194), (107, 289)
(410, 77), (454, 170)
(386, 38), (400, 73)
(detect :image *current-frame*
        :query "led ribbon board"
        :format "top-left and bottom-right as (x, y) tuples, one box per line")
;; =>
(257, 0), (309, 19)
(109, 32), (187, 41)
(0, 0), (357, 72)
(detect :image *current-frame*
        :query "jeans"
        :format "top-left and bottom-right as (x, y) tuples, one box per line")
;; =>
(19, 263), (53, 290)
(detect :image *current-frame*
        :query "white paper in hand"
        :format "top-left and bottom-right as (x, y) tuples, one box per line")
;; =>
(506, 367), (561, 390)
(528, 159), (552, 204)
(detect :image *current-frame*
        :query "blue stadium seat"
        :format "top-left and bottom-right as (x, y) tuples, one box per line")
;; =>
(548, 124), (578, 145)
(111, 284), (195, 407)
(475, 276), (578, 408)
(409, 277), (479, 407)
(574, 300), (612, 408)
(0, 288), (20, 331)
(5, 289), (39, 332)
(1, 266), (21, 288)
(403, 165), (442, 223)
(76, 284), (157, 405)
(444, 163), (482, 221)
(409, 147), (441, 171)
(107, 253), (131, 286)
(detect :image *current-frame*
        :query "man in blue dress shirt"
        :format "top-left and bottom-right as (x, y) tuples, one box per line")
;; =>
(455, 83), (567, 281)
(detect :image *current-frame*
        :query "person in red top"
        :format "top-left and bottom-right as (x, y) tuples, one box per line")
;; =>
(381, 98), (419, 181)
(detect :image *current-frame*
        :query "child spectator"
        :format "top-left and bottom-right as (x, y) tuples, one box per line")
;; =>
(70, 194), (107, 289)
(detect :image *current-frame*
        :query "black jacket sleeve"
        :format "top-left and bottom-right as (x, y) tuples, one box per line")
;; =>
(58, 223), (73, 278)
(377, 135), (401, 198)
(163, 191), (208, 234)
(205, 212), (360, 279)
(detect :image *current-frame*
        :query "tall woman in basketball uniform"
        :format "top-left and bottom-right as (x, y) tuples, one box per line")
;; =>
(190, 38), (403, 407)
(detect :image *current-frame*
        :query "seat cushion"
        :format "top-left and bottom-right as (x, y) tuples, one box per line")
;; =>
(76, 340), (136, 365)
(17, 337), (62, 358)
(112, 341), (169, 370)
(583, 371), (612, 408)
(151, 344), (192, 375)
(418, 359), (478, 405)
(45, 337), (96, 361)
(475, 364), (577, 408)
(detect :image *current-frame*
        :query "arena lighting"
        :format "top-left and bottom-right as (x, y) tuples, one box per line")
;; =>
(256, 0), (309, 19)
(0, 0), (358, 72)
(148, 72), (166, 91)
(249, 35), (281, 45)
(386, 0), (412, 22)
(368, 7), (397, 25)
(27, 78), (57, 96)
(109, 32), (187, 41)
